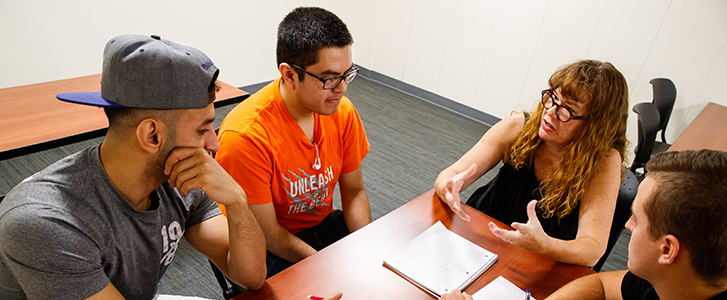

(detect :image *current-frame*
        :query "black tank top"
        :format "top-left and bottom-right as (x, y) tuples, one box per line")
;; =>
(465, 163), (579, 240)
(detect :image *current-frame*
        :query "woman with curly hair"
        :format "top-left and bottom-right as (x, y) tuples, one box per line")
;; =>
(434, 59), (629, 266)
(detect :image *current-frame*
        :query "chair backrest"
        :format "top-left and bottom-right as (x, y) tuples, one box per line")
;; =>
(592, 169), (639, 272)
(649, 78), (677, 143)
(630, 102), (661, 173)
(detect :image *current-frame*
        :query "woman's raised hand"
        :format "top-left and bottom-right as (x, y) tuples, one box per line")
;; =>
(440, 164), (478, 221)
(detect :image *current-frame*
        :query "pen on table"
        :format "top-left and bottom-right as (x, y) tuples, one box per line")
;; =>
(524, 289), (531, 300)
(308, 295), (324, 300)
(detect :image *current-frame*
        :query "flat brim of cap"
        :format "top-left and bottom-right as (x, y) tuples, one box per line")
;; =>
(56, 92), (125, 108)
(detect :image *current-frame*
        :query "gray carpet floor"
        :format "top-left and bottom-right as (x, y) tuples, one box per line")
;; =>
(0, 76), (630, 299)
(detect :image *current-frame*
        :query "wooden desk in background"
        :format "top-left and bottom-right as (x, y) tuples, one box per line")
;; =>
(0, 74), (248, 160)
(668, 102), (727, 152)
(239, 190), (594, 300)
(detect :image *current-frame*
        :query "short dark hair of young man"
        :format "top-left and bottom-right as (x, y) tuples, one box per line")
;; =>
(276, 6), (354, 80)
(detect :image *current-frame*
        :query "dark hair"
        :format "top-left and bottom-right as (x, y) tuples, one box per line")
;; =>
(103, 108), (181, 134)
(276, 7), (353, 81)
(644, 150), (727, 287)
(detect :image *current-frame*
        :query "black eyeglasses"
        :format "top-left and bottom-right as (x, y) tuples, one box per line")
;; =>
(290, 64), (359, 90)
(541, 89), (583, 122)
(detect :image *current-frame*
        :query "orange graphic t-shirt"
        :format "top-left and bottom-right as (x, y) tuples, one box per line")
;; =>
(216, 78), (369, 233)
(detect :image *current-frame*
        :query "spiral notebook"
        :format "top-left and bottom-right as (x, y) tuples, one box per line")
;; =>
(383, 221), (498, 298)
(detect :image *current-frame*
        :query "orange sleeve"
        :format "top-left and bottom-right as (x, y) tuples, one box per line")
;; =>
(216, 128), (275, 212)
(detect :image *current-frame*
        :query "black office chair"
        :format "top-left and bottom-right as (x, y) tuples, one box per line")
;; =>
(650, 78), (677, 154)
(650, 78), (677, 144)
(592, 169), (639, 272)
(630, 103), (661, 175)
(209, 260), (246, 300)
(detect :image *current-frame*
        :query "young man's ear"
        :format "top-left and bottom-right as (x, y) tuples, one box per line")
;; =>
(658, 234), (681, 265)
(279, 62), (298, 89)
(136, 118), (166, 154)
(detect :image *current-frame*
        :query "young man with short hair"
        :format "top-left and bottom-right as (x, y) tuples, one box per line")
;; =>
(0, 34), (266, 299)
(545, 149), (727, 300)
(216, 7), (371, 278)
(441, 149), (727, 300)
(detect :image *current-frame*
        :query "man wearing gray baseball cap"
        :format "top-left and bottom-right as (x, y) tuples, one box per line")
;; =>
(0, 34), (266, 299)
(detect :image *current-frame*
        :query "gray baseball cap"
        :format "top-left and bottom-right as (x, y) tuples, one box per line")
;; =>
(57, 34), (219, 109)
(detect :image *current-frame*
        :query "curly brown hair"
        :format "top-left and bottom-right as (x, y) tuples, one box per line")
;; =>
(506, 60), (629, 220)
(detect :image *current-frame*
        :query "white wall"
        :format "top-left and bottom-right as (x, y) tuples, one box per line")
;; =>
(0, 0), (325, 89)
(2, 0), (726, 161)
(366, 0), (727, 161)
(0, 0), (379, 90)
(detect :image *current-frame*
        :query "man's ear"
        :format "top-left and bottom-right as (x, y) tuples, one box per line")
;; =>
(658, 234), (681, 265)
(279, 62), (298, 89)
(135, 118), (166, 154)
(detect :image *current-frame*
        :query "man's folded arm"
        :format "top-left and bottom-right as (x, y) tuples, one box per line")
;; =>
(185, 211), (266, 290)
(250, 202), (318, 263)
(546, 270), (626, 300)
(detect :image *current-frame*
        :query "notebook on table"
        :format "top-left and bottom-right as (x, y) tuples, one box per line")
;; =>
(383, 221), (498, 298)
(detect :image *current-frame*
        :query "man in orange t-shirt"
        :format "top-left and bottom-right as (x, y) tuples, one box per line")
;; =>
(216, 7), (371, 279)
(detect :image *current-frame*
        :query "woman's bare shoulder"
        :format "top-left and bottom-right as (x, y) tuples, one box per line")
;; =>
(601, 148), (623, 167)
(487, 112), (528, 142)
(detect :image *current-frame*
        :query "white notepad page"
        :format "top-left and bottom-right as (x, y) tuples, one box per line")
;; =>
(384, 221), (498, 297)
(472, 276), (536, 300)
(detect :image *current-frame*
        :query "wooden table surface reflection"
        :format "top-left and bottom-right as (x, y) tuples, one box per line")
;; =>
(239, 190), (594, 300)
(668, 102), (727, 152)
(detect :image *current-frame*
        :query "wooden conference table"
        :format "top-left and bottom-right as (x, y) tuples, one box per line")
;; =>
(668, 102), (727, 152)
(239, 190), (595, 300)
(0, 74), (249, 160)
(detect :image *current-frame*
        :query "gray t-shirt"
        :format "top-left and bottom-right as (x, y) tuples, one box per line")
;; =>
(0, 145), (222, 299)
